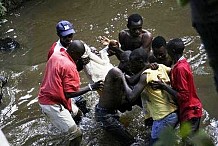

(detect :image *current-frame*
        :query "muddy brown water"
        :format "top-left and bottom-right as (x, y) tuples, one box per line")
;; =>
(0, 0), (217, 145)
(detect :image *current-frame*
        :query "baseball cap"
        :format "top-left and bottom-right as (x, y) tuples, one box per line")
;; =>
(56, 20), (75, 37)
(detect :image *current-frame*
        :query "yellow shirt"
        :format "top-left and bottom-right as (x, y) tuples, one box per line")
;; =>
(141, 64), (177, 120)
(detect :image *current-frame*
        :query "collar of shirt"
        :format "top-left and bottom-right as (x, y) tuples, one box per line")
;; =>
(178, 56), (185, 61)
(57, 39), (67, 50)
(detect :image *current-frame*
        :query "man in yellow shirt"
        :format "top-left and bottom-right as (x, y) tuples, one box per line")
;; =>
(122, 48), (178, 145)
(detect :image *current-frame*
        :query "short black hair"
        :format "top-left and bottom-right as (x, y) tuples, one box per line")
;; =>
(67, 40), (85, 54)
(167, 38), (185, 54)
(127, 14), (143, 26)
(152, 36), (166, 49)
(130, 48), (148, 62)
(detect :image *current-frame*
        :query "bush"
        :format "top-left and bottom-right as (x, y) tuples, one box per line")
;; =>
(0, 0), (7, 17)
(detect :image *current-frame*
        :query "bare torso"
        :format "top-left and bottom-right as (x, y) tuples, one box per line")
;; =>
(98, 67), (125, 110)
(119, 29), (152, 54)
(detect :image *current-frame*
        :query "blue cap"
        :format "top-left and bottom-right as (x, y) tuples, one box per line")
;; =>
(56, 20), (75, 37)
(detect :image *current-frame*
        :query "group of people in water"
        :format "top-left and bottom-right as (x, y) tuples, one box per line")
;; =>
(37, 13), (203, 146)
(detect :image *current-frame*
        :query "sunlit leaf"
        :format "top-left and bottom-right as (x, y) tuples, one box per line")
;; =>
(179, 122), (191, 138)
(176, 0), (189, 7)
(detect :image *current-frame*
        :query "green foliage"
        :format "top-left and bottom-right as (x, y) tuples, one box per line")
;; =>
(154, 127), (179, 146)
(191, 131), (214, 146)
(179, 122), (192, 138)
(176, 0), (189, 7)
(155, 123), (215, 146)
(0, 0), (7, 17)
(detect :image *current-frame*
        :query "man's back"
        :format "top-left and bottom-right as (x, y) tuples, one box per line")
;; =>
(98, 67), (125, 110)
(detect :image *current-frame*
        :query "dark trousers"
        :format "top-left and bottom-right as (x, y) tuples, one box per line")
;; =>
(194, 22), (218, 92)
(95, 104), (135, 146)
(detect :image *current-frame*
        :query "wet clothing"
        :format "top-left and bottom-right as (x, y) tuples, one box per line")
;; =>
(150, 112), (178, 145)
(170, 57), (202, 123)
(38, 50), (80, 112)
(142, 64), (177, 120)
(38, 50), (82, 143)
(190, 0), (218, 92)
(47, 39), (84, 71)
(142, 64), (178, 145)
(39, 104), (78, 133)
(95, 104), (135, 146)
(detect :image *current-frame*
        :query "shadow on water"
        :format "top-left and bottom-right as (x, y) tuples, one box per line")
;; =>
(0, 0), (218, 145)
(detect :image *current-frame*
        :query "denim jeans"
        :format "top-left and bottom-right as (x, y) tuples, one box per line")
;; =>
(95, 104), (135, 146)
(150, 112), (178, 146)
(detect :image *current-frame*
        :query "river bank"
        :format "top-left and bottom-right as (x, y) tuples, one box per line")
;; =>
(1, 0), (31, 16)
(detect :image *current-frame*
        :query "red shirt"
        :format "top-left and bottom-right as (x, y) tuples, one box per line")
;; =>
(47, 40), (66, 60)
(38, 50), (80, 111)
(170, 58), (202, 122)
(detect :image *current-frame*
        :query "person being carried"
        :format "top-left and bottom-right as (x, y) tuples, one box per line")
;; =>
(152, 38), (203, 145)
(122, 48), (178, 146)
(38, 40), (103, 146)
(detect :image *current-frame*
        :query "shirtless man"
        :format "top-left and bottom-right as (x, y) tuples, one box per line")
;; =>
(94, 51), (136, 146)
(99, 13), (152, 60)
(119, 13), (153, 54)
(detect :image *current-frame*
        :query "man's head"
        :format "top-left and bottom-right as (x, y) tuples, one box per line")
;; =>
(127, 14), (143, 37)
(67, 40), (85, 62)
(166, 38), (184, 61)
(56, 20), (76, 48)
(118, 50), (132, 75)
(152, 36), (167, 61)
(129, 48), (148, 74)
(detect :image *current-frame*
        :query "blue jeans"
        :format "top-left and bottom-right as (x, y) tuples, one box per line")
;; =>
(150, 112), (178, 146)
(95, 104), (135, 146)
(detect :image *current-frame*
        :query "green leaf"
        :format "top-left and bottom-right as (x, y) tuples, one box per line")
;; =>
(176, 0), (190, 7)
(191, 130), (215, 146)
(154, 127), (178, 146)
(179, 122), (191, 138)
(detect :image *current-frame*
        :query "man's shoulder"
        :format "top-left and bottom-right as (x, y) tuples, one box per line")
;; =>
(119, 29), (130, 36)
(141, 29), (152, 38)
(108, 67), (122, 74)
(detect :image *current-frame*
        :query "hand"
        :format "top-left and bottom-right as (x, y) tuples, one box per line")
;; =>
(90, 47), (100, 56)
(108, 40), (119, 55)
(90, 80), (104, 91)
(150, 63), (159, 70)
(149, 80), (165, 90)
(98, 36), (110, 46)
(81, 57), (90, 65)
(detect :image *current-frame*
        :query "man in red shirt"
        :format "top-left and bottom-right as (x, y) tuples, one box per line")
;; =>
(47, 20), (85, 71)
(38, 40), (103, 146)
(152, 38), (203, 144)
